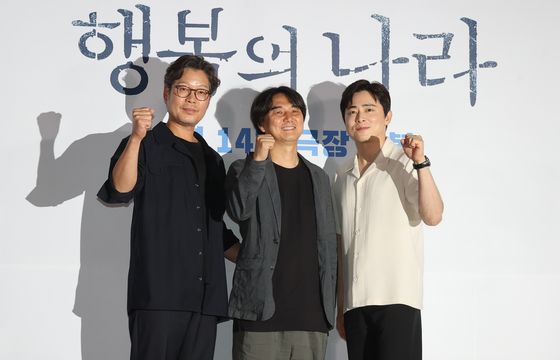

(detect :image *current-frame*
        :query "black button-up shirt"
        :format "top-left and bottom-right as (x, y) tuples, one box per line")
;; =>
(98, 122), (236, 317)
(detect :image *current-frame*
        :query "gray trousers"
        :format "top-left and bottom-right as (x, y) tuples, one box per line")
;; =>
(233, 330), (328, 360)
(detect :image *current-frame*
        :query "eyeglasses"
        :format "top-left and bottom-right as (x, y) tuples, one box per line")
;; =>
(171, 85), (210, 101)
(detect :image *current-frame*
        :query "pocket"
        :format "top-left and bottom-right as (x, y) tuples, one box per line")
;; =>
(233, 267), (263, 312)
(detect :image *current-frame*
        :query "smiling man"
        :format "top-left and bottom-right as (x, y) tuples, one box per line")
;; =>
(332, 80), (443, 360)
(97, 55), (239, 360)
(225, 86), (338, 360)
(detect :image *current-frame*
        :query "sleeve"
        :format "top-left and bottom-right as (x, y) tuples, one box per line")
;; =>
(225, 153), (267, 223)
(97, 136), (145, 204)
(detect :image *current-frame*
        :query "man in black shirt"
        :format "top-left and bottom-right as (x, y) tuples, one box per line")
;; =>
(98, 55), (239, 360)
(225, 87), (337, 359)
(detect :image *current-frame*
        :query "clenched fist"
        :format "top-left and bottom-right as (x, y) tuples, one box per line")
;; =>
(253, 134), (275, 161)
(131, 107), (154, 140)
(401, 134), (426, 164)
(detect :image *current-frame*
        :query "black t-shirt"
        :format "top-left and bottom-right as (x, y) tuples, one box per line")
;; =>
(236, 159), (329, 333)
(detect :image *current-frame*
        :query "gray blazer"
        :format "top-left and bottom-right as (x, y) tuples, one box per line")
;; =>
(225, 153), (337, 328)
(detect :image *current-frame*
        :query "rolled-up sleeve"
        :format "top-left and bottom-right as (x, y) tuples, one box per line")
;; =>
(97, 137), (144, 204)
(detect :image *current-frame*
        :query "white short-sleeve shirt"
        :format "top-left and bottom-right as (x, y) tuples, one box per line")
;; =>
(332, 139), (424, 312)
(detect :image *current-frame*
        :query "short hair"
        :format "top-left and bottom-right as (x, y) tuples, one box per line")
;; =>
(339, 80), (391, 122)
(250, 86), (307, 135)
(164, 55), (221, 94)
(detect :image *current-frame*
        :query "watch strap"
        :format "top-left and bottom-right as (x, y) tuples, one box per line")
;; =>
(413, 156), (431, 170)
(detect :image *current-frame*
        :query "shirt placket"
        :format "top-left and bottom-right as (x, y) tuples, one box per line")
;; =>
(351, 176), (364, 298)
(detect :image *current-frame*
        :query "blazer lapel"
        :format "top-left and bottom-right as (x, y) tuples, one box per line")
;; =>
(264, 160), (282, 237)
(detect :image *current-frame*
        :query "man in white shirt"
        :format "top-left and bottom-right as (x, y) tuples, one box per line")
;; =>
(332, 80), (443, 360)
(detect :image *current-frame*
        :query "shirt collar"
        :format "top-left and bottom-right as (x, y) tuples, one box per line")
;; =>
(347, 137), (396, 178)
(152, 121), (207, 146)
(152, 121), (176, 144)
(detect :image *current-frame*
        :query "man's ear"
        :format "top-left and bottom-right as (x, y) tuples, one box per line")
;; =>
(385, 110), (393, 126)
(163, 85), (170, 104)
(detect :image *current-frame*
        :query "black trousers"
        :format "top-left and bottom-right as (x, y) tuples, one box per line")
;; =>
(344, 304), (422, 360)
(129, 309), (218, 360)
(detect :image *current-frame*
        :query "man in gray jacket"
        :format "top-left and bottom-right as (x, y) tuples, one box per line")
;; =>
(225, 86), (337, 360)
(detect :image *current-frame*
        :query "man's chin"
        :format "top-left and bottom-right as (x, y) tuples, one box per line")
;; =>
(171, 117), (202, 127)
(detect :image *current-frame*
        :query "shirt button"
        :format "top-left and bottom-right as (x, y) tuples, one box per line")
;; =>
(199, 252), (202, 255)
(353, 277), (358, 282)
(197, 228), (201, 232)
(354, 254), (358, 258)
(354, 230), (360, 235)
(356, 207), (361, 212)
(199, 277), (203, 281)
(358, 183), (363, 187)
(195, 184), (199, 187)
(273, 239), (279, 244)
(270, 266), (275, 270)
(196, 206), (200, 209)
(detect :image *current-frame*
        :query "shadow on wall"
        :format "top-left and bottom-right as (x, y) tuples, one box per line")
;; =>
(307, 81), (355, 178)
(26, 57), (168, 360)
(214, 87), (260, 171)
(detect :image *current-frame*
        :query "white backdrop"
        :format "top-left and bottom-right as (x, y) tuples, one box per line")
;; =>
(2, 1), (559, 359)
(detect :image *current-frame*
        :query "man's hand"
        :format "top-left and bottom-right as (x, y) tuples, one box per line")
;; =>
(253, 134), (275, 161)
(401, 134), (426, 164)
(336, 313), (346, 341)
(131, 107), (154, 140)
(224, 242), (240, 263)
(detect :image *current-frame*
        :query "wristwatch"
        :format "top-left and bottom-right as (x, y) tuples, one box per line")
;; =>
(413, 156), (431, 170)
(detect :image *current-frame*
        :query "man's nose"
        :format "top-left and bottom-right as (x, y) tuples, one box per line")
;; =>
(186, 90), (197, 101)
(355, 112), (364, 122)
